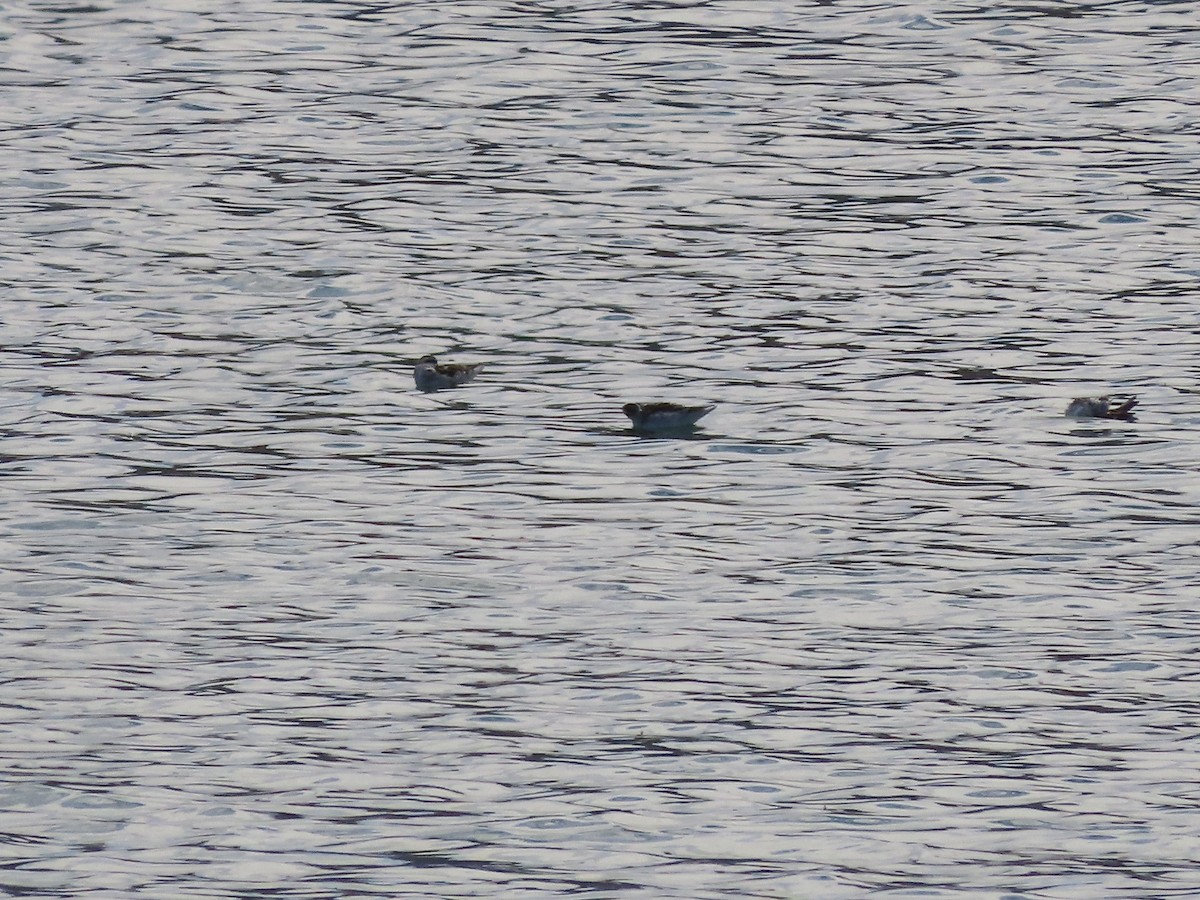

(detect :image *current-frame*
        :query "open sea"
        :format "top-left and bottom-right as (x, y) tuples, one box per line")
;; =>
(3, 1), (1200, 897)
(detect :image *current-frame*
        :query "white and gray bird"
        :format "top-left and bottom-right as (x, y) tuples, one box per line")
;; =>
(413, 355), (483, 392)
(622, 402), (713, 432)
(1064, 396), (1138, 421)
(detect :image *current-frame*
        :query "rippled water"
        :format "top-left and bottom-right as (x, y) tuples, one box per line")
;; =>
(4, 1), (1200, 896)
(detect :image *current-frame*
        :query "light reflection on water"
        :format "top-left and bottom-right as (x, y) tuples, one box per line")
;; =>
(3, 1), (1200, 897)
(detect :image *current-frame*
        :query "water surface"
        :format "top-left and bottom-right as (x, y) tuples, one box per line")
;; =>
(3, 1), (1200, 897)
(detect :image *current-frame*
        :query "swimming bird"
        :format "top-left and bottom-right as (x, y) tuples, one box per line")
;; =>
(413, 355), (483, 392)
(1065, 396), (1138, 421)
(622, 402), (713, 432)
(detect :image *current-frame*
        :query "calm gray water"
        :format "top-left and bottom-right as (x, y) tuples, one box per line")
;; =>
(4, 1), (1200, 897)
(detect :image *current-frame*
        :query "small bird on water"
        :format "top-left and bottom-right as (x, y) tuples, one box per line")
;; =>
(413, 355), (483, 392)
(1064, 396), (1138, 421)
(622, 402), (713, 432)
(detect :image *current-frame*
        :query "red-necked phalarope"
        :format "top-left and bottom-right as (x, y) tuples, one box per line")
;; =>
(622, 402), (713, 432)
(413, 355), (483, 392)
(1065, 396), (1138, 421)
